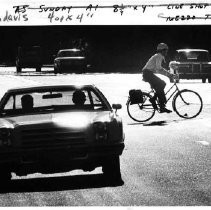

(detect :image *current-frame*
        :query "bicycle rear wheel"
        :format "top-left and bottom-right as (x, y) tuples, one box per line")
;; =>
(173, 89), (203, 119)
(127, 92), (155, 122)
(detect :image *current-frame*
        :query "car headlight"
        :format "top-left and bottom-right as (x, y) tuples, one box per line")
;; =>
(93, 122), (108, 141)
(0, 128), (12, 146)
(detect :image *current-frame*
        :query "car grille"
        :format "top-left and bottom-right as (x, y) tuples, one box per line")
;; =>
(202, 64), (211, 73)
(61, 60), (85, 66)
(178, 65), (192, 73)
(20, 127), (86, 149)
(178, 64), (202, 74)
(192, 64), (201, 73)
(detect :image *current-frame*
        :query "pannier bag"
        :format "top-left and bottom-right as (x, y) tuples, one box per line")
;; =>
(129, 89), (143, 105)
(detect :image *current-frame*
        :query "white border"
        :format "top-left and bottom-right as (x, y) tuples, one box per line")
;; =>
(0, 0), (211, 25)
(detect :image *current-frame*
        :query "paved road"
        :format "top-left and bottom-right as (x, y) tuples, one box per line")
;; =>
(0, 67), (211, 206)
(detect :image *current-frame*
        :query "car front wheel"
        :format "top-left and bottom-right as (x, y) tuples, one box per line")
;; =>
(202, 78), (206, 83)
(36, 67), (41, 72)
(54, 67), (60, 74)
(102, 156), (122, 184)
(16, 66), (21, 73)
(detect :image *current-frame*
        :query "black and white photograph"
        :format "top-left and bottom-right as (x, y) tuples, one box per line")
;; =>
(0, 0), (210, 206)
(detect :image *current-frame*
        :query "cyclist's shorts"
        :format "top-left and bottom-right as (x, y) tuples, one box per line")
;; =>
(142, 69), (166, 90)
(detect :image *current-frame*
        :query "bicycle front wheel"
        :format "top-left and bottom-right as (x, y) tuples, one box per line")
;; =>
(173, 89), (203, 119)
(127, 92), (155, 122)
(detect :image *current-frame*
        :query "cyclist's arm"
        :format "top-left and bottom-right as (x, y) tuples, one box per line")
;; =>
(155, 56), (172, 77)
(159, 68), (172, 78)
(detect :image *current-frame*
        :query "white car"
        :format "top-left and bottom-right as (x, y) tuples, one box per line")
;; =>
(54, 49), (88, 73)
(0, 85), (125, 183)
(171, 49), (211, 83)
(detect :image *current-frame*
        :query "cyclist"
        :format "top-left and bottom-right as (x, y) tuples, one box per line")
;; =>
(142, 43), (174, 113)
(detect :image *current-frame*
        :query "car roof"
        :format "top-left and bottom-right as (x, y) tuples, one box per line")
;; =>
(58, 48), (81, 52)
(177, 49), (208, 52)
(18, 46), (41, 49)
(5, 84), (96, 94)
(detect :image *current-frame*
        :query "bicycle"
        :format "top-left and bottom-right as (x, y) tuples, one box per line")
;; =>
(127, 78), (203, 122)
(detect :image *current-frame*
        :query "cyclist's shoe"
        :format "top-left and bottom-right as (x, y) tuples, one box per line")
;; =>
(160, 107), (172, 113)
(149, 98), (158, 110)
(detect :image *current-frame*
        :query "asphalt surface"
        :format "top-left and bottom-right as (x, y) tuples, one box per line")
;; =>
(0, 67), (210, 206)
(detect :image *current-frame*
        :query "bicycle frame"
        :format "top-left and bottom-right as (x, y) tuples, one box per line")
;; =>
(148, 82), (180, 103)
(157, 81), (191, 108)
(165, 82), (180, 103)
(127, 79), (203, 122)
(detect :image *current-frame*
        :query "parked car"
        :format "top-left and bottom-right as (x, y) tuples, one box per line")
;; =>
(54, 48), (88, 73)
(0, 85), (124, 183)
(170, 49), (211, 83)
(16, 46), (43, 73)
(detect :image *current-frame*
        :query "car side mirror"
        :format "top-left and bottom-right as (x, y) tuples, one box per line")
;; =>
(112, 104), (122, 112)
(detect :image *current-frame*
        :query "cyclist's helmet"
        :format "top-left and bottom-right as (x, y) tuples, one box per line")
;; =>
(157, 43), (168, 51)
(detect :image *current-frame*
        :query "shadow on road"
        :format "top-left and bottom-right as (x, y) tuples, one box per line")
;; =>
(13, 72), (91, 76)
(127, 120), (167, 126)
(128, 118), (190, 126)
(143, 121), (167, 126)
(15, 71), (56, 76)
(0, 174), (124, 194)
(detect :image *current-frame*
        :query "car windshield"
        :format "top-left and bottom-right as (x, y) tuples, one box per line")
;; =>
(175, 51), (210, 62)
(0, 88), (109, 116)
(57, 50), (84, 57)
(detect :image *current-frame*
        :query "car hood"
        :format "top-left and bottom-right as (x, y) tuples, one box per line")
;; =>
(55, 57), (85, 61)
(0, 111), (113, 129)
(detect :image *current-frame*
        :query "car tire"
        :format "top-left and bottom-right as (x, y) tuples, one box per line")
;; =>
(208, 77), (211, 83)
(16, 66), (21, 73)
(36, 67), (41, 72)
(82, 65), (87, 73)
(202, 78), (206, 83)
(102, 156), (122, 184)
(54, 67), (59, 74)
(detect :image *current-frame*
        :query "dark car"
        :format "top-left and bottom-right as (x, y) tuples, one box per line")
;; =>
(171, 49), (211, 83)
(0, 85), (124, 183)
(54, 49), (88, 73)
(16, 46), (43, 73)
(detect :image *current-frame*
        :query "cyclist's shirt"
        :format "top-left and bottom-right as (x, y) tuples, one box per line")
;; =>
(143, 53), (165, 73)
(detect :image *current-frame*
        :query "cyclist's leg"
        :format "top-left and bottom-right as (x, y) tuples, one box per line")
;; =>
(156, 89), (166, 107)
(149, 74), (172, 113)
(156, 91), (172, 112)
(146, 72), (166, 103)
(142, 69), (151, 82)
(142, 70), (159, 89)
(142, 70), (158, 109)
